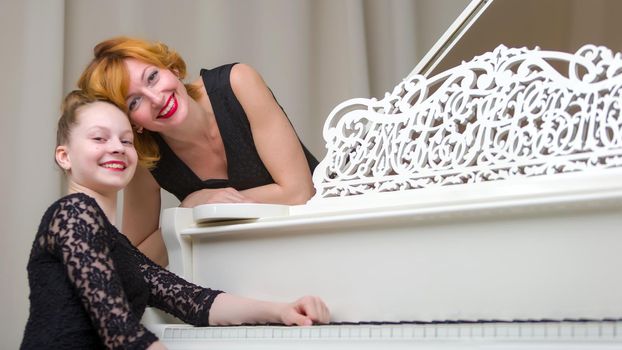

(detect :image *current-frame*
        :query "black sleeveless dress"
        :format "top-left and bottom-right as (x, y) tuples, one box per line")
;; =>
(21, 193), (223, 349)
(150, 63), (319, 201)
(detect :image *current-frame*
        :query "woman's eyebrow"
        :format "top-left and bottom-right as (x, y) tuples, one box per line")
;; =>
(140, 66), (149, 82)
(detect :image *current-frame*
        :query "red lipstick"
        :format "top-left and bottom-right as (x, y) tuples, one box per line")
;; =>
(158, 94), (178, 119)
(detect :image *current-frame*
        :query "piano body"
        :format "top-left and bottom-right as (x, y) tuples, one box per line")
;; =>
(144, 0), (622, 348)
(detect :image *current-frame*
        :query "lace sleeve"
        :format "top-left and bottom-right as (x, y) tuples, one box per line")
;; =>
(133, 244), (224, 326)
(46, 195), (157, 349)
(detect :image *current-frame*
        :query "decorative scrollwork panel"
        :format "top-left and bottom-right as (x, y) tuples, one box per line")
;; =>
(313, 45), (622, 198)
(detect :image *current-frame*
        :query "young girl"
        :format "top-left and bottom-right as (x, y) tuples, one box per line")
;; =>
(78, 36), (319, 266)
(20, 91), (329, 349)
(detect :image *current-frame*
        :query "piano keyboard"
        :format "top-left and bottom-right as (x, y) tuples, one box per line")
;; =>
(153, 320), (622, 349)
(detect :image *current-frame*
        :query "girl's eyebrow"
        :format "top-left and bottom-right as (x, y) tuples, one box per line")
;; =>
(87, 126), (133, 136)
(86, 126), (107, 132)
(84, 126), (109, 136)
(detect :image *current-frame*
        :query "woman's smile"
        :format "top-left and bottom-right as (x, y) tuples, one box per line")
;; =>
(157, 93), (178, 119)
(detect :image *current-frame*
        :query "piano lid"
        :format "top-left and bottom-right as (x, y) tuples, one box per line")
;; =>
(411, 0), (622, 78)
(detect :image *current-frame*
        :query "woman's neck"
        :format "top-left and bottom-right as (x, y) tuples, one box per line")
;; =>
(161, 95), (216, 148)
(66, 182), (118, 225)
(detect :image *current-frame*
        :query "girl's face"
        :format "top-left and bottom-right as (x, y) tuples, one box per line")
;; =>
(124, 58), (190, 133)
(56, 102), (137, 195)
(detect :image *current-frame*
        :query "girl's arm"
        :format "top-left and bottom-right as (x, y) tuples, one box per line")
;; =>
(208, 293), (330, 326)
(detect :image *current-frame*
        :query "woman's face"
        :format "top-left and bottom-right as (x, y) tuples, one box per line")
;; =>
(57, 102), (137, 195)
(124, 58), (190, 133)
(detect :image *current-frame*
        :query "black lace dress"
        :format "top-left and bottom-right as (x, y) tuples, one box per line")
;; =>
(21, 193), (223, 349)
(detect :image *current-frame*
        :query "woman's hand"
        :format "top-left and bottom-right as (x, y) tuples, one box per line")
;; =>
(180, 187), (254, 208)
(278, 296), (331, 326)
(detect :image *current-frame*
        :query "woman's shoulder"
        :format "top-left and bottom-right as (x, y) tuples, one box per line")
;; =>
(200, 62), (239, 76)
(229, 63), (263, 87)
(197, 63), (240, 92)
(199, 63), (263, 87)
(227, 63), (271, 101)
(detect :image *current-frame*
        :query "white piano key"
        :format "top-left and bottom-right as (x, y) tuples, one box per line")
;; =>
(436, 325), (449, 338)
(573, 323), (590, 338)
(392, 325), (403, 338)
(320, 326), (332, 338)
(172, 328), (183, 339)
(370, 326), (382, 338)
(505, 324), (521, 338)
(586, 323), (602, 337)
(600, 322), (615, 338)
(300, 327), (311, 338)
(532, 323), (546, 338)
(482, 324), (496, 338)
(422, 324), (435, 338)
(212, 327), (222, 338)
(309, 327), (321, 338)
(470, 324), (484, 338)
(246, 327), (258, 338)
(273, 327), (283, 338)
(181, 328), (193, 339)
(348, 326), (360, 338)
(495, 324), (510, 338)
(329, 326), (340, 338)
(558, 323), (573, 338)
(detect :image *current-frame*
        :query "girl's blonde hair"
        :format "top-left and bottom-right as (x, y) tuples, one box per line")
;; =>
(77, 36), (200, 168)
(55, 90), (96, 167)
(56, 90), (96, 147)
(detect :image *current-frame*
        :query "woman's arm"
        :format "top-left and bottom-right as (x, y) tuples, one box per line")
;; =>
(180, 187), (252, 207)
(122, 164), (168, 266)
(230, 63), (316, 205)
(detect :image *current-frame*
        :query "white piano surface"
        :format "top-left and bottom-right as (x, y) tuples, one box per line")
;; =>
(158, 163), (622, 324)
(145, 0), (622, 347)
(148, 169), (622, 349)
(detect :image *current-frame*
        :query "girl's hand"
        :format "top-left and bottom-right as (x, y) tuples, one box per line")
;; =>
(278, 296), (330, 326)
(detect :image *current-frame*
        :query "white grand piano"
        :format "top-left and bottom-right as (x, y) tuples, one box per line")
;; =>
(144, 0), (622, 348)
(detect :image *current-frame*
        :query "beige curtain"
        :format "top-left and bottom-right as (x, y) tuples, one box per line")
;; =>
(63, 0), (470, 155)
(0, 0), (467, 347)
(0, 0), (65, 348)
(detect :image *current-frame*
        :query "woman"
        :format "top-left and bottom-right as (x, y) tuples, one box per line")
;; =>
(21, 91), (329, 349)
(78, 37), (318, 266)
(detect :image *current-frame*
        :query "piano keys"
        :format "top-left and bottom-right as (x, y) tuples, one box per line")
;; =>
(151, 320), (622, 349)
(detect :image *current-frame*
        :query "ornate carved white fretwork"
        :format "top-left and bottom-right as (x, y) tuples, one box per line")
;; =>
(312, 45), (622, 199)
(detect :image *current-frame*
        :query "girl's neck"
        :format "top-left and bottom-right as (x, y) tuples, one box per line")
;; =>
(66, 182), (118, 225)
